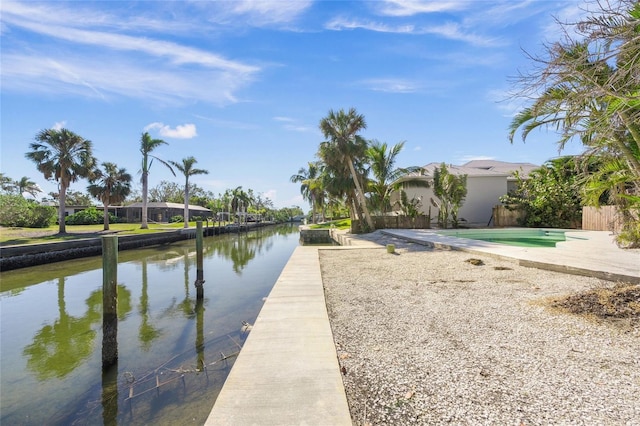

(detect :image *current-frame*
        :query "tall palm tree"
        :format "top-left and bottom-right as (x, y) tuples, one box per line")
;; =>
(319, 108), (374, 230)
(14, 176), (41, 198)
(139, 132), (174, 229)
(87, 162), (132, 231)
(168, 156), (209, 228)
(366, 140), (428, 214)
(25, 128), (96, 233)
(230, 186), (252, 224)
(290, 162), (325, 224)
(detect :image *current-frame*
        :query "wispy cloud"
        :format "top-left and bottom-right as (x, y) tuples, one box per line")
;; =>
(196, 0), (312, 27)
(1, 1), (259, 105)
(486, 87), (527, 118)
(375, 0), (469, 17)
(326, 17), (416, 33)
(326, 17), (496, 46)
(144, 123), (198, 139)
(273, 116), (313, 132)
(359, 78), (422, 93)
(273, 116), (295, 122)
(2, 53), (248, 105)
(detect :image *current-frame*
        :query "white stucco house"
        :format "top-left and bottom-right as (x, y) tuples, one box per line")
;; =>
(395, 160), (539, 227)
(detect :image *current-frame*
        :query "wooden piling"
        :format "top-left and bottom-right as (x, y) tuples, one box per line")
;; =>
(195, 221), (205, 300)
(102, 235), (118, 370)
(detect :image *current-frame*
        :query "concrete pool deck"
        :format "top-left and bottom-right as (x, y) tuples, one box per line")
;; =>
(380, 229), (640, 284)
(206, 228), (638, 425)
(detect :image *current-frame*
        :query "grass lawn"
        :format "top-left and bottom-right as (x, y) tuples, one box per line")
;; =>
(308, 219), (351, 230)
(0, 221), (224, 246)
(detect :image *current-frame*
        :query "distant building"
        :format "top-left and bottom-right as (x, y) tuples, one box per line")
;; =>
(124, 202), (212, 223)
(395, 160), (539, 227)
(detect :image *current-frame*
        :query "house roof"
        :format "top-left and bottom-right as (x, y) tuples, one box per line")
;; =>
(125, 202), (211, 212)
(462, 160), (539, 179)
(399, 160), (540, 181)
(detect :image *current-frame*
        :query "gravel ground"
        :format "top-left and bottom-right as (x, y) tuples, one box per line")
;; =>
(320, 233), (640, 426)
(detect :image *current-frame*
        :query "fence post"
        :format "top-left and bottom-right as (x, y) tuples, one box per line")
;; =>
(102, 235), (118, 371)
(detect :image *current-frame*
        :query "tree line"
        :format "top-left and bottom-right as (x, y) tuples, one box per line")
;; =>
(1, 130), (303, 232)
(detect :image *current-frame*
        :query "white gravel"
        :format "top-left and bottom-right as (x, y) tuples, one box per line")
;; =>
(320, 234), (640, 426)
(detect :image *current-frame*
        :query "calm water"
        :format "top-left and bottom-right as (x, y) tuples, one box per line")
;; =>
(0, 223), (301, 425)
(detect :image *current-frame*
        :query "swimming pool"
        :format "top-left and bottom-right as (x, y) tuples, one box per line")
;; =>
(436, 228), (570, 248)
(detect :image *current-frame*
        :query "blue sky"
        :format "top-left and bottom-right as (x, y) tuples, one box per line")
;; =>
(1, 0), (588, 209)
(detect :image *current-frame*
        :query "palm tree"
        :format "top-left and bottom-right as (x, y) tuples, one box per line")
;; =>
(87, 162), (132, 231)
(509, 0), (640, 244)
(290, 162), (325, 224)
(25, 128), (96, 233)
(168, 156), (209, 228)
(139, 132), (174, 229)
(319, 108), (374, 230)
(366, 140), (428, 214)
(0, 173), (15, 193)
(15, 176), (41, 198)
(230, 186), (252, 224)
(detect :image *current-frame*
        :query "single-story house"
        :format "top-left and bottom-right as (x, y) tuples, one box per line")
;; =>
(124, 202), (213, 223)
(394, 160), (538, 227)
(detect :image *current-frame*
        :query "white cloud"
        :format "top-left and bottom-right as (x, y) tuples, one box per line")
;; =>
(283, 124), (313, 132)
(144, 123), (198, 139)
(273, 116), (295, 122)
(375, 0), (468, 17)
(223, 0), (312, 25)
(360, 78), (421, 93)
(273, 116), (313, 132)
(52, 121), (66, 131)
(1, 1), (259, 105)
(262, 189), (277, 201)
(326, 17), (415, 33)
(2, 53), (250, 105)
(326, 17), (496, 46)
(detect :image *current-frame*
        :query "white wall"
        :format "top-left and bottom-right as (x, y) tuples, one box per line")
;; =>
(399, 175), (507, 227)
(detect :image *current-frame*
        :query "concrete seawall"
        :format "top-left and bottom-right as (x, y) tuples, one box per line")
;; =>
(0, 222), (275, 271)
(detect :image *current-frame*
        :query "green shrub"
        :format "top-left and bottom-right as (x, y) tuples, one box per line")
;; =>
(169, 215), (184, 223)
(29, 204), (57, 227)
(0, 194), (56, 228)
(65, 206), (103, 225)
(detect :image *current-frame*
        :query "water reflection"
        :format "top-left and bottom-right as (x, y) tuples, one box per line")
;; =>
(23, 278), (132, 381)
(1, 223), (300, 425)
(138, 258), (161, 351)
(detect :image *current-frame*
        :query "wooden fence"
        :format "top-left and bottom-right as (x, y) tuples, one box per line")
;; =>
(582, 206), (622, 232)
(491, 205), (525, 227)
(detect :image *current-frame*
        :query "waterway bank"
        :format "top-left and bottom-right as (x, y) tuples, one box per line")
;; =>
(0, 222), (280, 271)
(0, 223), (302, 425)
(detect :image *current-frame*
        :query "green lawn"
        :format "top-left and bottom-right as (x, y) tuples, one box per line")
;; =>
(308, 219), (351, 230)
(0, 221), (227, 246)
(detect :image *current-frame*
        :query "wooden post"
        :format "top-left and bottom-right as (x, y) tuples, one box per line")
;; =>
(195, 220), (205, 300)
(101, 361), (119, 425)
(195, 297), (205, 373)
(102, 235), (118, 370)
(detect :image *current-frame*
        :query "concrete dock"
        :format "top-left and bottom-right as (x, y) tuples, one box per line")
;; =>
(205, 246), (352, 426)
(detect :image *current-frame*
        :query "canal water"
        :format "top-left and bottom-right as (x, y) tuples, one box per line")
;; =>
(0, 223), (301, 425)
